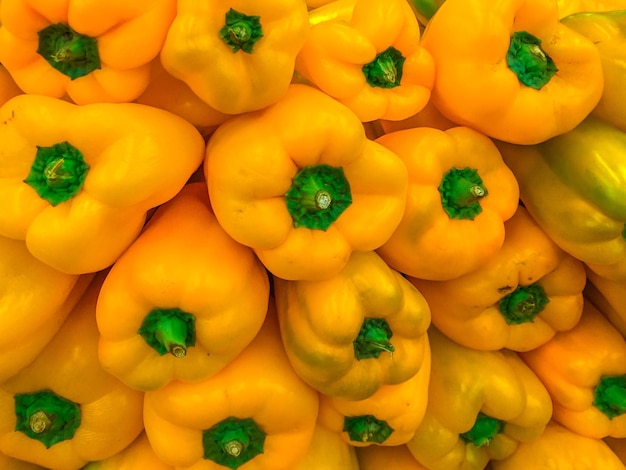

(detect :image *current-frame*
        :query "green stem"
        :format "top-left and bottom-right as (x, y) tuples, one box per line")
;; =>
(498, 283), (550, 325)
(460, 412), (503, 447)
(14, 390), (81, 448)
(362, 46), (406, 89)
(353, 318), (395, 360)
(202, 417), (266, 470)
(219, 8), (264, 54)
(343, 415), (394, 444)
(506, 31), (558, 90)
(284, 164), (352, 231)
(37, 23), (101, 80)
(137, 308), (196, 357)
(23, 141), (90, 206)
(438, 167), (487, 219)
(594, 375), (626, 419)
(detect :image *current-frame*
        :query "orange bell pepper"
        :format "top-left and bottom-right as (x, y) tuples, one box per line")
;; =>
(274, 250), (431, 401)
(143, 302), (319, 470)
(420, 0), (604, 144)
(520, 300), (626, 439)
(0, 63), (21, 105)
(0, 94), (205, 274)
(82, 432), (174, 470)
(160, 0), (309, 115)
(407, 327), (553, 470)
(204, 84), (408, 281)
(317, 335), (431, 447)
(0, 0), (176, 104)
(295, 0), (435, 122)
(96, 182), (270, 392)
(491, 421), (626, 470)
(408, 206), (587, 352)
(0, 275), (145, 470)
(374, 125), (519, 281)
(0, 234), (93, 383)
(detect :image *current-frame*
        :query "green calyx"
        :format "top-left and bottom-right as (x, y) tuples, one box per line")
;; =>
(23, 141), (90, 206)
(343, 415), (394, 444)
(498, 283), (550, 325)
(362, 46), (406, 89)
(14, 390), (81, 448)
(593, 375), (626, 419)
(138, 308), (196, 357)
(202, 417), (266, 470)
(285, 164), (352, 231)
(354, 318), (395, 360)
(219, 8), (263, 54)
(506, 31), (558, 90)
(460, 412), (504, 447)
(438, 167), (488, 219)
(37, 23), (101, 80)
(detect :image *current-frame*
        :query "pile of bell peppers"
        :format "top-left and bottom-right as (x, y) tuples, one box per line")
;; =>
(2, 0), (626, 468)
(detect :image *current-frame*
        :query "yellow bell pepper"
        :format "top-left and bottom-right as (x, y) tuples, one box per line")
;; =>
(0, 234), (93, 383)
(317, 336), (431, 447)
(204, 84), (408, 281)
(96, 182), (270, 392)
(520, 301), (626, 439)
(491, 421), (626, 470)
(134, 60), (231, 139)
(0, 63), (21, 105)
(408, 206), (587, 352)
(357, 444), (431, 470)
(379, 99), (458, 134)
(561, 10), (626, 132)
(143, 302), (319, 470)
(160, 0), (309, 115)
(374, 125), (519, 281)
(0, 0), (176, 104)
(420, 0), (604, 144)
(407, 327), (553, 470)
(295, 0), (435, 122)
(293, 424), (360, 470)
(0, 275), (145, 470)
(0, 451), (46, 470)
(497, 115), (626, 282)
(557, 0), (626, 18)
(605, 436), (626, 466)
(585, 267), (626, 338)
(82, 432), (173, 470)
(274, 250), (431, 401)
(0, 94), (205, 274)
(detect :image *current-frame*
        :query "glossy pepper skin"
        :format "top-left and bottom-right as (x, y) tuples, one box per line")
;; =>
(0, 276), (145, 470)
(557, 0), (626, 18)
(0, 451), (47, 470)
(520, 301), (626, 439)
(374, 126), (519, 281)
(491, 421), (626, 470)
(82, 432), (173, 470)
(293, 424), (359, 470)
(274, 250), (431, 401)
(420, 0), (604, 145)
(561, 10), (626, 132)
(408, 206), (587, 352)
(407, 327), (553, 470)
(295, 0), (435, 122)
(357, 444), (431, 470)
(0, 0), (176, 104)
(497, 115), (626, 282)
(204, 84), (408, 281)
(160, 0), (309, 115)
(143, 303), (319, 470)
(0, 235), (93, 383)
(317, 336), (430, 447)
(0, 94), (205, 275)
(0, 63), (21, 105)
(96, 182), (270, 392)
(585, 267), (626, 338)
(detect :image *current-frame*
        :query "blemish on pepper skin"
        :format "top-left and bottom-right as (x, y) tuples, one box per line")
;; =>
(498, 285), (512, 293)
